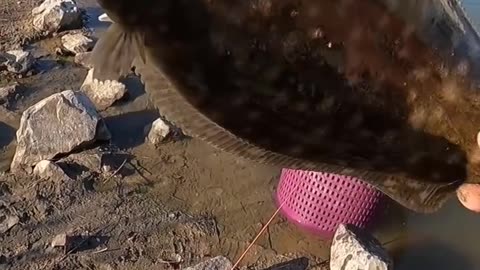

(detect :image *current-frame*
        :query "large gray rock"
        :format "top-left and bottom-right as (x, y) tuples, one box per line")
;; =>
(0, 50), (35, 74)
(11, 90), (110, 174)
(184, 256), (233, 270)
(32, 0), (82, 34)
(330, 224), (393, 270)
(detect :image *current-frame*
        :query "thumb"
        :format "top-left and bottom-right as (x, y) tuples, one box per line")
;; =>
(457, 184), (480, 213)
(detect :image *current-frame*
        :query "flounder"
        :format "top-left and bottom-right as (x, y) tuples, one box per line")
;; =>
(89, 0), (480, 213)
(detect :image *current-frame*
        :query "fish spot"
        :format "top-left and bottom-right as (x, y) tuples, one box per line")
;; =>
(431, 171), (443, 181)
(397, 46), (411, 60)
(231, 94), (249, 107)
(455, 60), (470, 77)
(346, 113), (363, 129)
(469, 148), (480, 165)
(348, 26), (364, 42)
(272, 94), (289, 107)
(409, 107), (427, 129)
(407, 152), (427, 166)
(411, 68), (430, 81)
(318, 96), (336, 112)
(294, 101), (309, 112)
(309, 27), (324, 40)
(446, 152), (465, 165)
(242, 126), (254, 135)
(290, 9), (299, 18)
(430, 106), (445, 122)
(440, 79), (462, 104)
(311, 127), (330, 138)
(247, 111), (262, 121)
(288, 145), (305, 156)
(378, 14), (391, 30)
(251, 0), (272, 16)
(406, 90), (418, 103)
(401, 24), (417, 40)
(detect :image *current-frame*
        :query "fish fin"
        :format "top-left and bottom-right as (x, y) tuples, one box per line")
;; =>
(138, 60), (455, 214)
(90, 23), (145, 81)
(372, 177), (461, 213)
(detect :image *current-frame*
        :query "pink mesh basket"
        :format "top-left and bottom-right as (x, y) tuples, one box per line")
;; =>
(276, 168), (384, 239)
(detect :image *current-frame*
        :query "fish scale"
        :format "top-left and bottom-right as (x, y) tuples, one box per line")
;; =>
(90, 0), (480, 213)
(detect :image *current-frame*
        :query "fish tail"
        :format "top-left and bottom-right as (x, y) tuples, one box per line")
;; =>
(90, 23), (146, 81)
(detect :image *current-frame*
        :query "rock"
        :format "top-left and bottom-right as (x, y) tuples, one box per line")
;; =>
(60, 149), (103, 173)
(34, 199), (50, 220)
(0, 50), (35, 74)
(146, 118), (172, 146)
(0, 85), (17, 103)
(98, 13), (112, 23)
(34, 160), (71, 180)
(74, 52), (92, 68)
(330, 224), (393, 270)
(0, 84), (21, 108)
(11, 90), (111, 174)
(61, 33), (95, 54)
(51, 233), (68, 247)
(184, 256), (233, 270)
(81, 69), (127, 110)
(0, 212), (19, 234)
(32, 0), (82, 34)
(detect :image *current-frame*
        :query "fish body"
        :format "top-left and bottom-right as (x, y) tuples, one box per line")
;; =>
(90, 0), (480, 213)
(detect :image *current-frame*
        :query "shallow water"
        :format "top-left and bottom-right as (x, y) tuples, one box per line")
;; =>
(389, 2), (480, 269)
(461, 0), (480, 29)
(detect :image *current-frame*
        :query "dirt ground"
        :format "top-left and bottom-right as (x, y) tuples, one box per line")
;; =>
(0, 1), (419, 270)
(0, 0), (43, 51)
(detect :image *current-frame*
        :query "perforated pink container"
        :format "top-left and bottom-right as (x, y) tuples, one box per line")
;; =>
(276, 168), (384, 239)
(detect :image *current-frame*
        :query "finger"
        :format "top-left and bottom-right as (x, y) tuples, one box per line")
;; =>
(457, 184), (480, 213)
(476, 130), (480, 148)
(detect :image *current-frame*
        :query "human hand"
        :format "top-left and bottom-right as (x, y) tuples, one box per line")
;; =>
(456, 132), (480, 212)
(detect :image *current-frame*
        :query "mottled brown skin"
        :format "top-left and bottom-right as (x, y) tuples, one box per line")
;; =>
(91, 0), (480, 213)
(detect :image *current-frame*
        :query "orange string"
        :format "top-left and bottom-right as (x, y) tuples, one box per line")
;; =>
(230, 201), (285, 270)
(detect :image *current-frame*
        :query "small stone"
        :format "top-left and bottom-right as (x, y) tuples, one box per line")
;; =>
(0, 214), (19, 234)
(96, 264), (114, 270)
(146, 118), (171, 146)
(0, 84), (22, 108)
(98, 13), (112, 23)
(0, 50), (35, 74)
(51, 233), (68, 247)
(61, 33), (95, 54)
(11, 90), (111, 174)
(81, 69), (127, 110)
(34, 160), (71, 180)
(74, 52), (92, 68)
(32, 0), (82, 34)
(330, 224), (393, 270)
(184, 256), (233, 270)
(34, 199), (50, 220)
(101, 165), (112, 174)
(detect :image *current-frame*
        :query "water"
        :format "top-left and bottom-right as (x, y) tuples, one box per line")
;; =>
(390, 2), (480, 269)
(461, 0), (480, 29)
